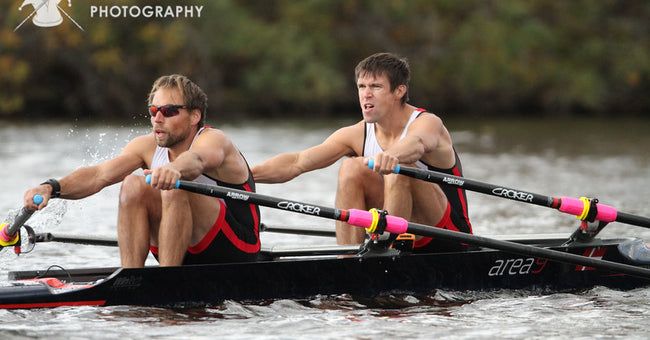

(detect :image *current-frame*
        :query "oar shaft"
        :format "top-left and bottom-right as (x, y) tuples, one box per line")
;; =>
(381, 163), (650, 229)
(260, 223), (336, 237)
(403, 220), (650, 279)
(169, 177), (650, 280)
(176, 181), (347, 222)
(0, 195), (43, 248)
(616, 211), (650, 229)
(34, 233), (119, 247)
(3, 208), (36, 237)
(398, 165), (555, 208)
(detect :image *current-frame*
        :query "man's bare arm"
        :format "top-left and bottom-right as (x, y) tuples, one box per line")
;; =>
(252, 123), (363, 183)
(24, 136), (149, 209)
(58, 153), (146, 199)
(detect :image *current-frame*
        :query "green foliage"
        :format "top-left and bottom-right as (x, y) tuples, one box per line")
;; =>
(0, 0), (648, 120)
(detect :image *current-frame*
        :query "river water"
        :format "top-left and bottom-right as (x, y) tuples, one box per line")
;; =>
(1, 116), (649, 339)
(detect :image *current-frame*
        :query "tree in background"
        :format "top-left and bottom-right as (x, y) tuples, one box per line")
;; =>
(0, 0), (648, 120)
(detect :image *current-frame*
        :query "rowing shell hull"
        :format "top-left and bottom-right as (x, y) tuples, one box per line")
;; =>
(1, 238), (649, 309)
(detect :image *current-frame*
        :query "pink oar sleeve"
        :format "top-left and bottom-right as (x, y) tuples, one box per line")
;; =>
(558, 197), (618, 222)
(347, 209), (409, 234)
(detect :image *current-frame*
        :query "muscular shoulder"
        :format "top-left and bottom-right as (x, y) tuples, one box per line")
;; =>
(408, 112), (449, 140)
(412, 112), (456, 167)
(197, 128), (248, 182)
(413, 111), (443, 129)
(193, 127), (233, 150)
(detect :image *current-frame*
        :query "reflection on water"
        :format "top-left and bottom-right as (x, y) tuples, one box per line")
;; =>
(0, 117), (650, 339)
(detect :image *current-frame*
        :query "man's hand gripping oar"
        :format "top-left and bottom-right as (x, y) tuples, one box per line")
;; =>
(0, 195), (44, 254)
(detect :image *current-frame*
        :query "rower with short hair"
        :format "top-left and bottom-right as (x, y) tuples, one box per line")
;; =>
(252, 52), (472, 252)
(23, 74), (260, 267)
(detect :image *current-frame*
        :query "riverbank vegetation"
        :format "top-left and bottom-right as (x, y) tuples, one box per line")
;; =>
(1, 0), (648, 120)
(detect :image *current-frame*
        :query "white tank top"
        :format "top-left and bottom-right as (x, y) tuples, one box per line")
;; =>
(363, 110), (427, 170)
(150, 127), (215, 185)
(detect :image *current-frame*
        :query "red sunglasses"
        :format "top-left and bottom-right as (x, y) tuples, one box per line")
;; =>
(148, 104), (187, 118)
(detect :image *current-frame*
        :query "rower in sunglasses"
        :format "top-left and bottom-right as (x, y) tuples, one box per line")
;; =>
(23, 74), (261, 268)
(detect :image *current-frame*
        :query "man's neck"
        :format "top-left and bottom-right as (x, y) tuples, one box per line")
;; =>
(374, 104), (415, 138)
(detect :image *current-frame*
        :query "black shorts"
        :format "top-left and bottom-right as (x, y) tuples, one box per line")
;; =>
(150, 199), (260, 265)
(412, 202), (472, 253)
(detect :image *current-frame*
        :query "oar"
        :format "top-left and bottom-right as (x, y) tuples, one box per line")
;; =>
(31, 224), (334, 248)
(34, 233), (119, 247)
(146, 175), (650, 280)
(260, 223), (336, 237)
(26, 223), (335, 251)
(0, 195), (43, 250)
(367, 160), (650, 229)
(32, 232), (359, 258)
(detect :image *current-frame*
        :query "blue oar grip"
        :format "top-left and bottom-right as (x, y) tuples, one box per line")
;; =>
(367, 159), (400, 174)
(145, 174), (181, 189)
(33, 195), (43, 205)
